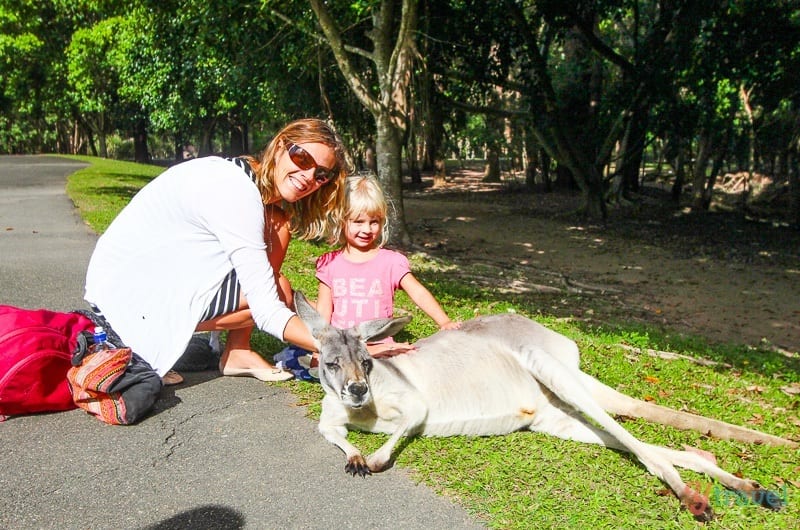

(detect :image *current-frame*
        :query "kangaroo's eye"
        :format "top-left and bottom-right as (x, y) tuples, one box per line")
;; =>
(325, 362), (339, 371)
(361, 358), (373, 372)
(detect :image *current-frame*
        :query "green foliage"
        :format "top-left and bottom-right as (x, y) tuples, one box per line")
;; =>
(126, 0), (327, 148)
(5, 0), (800, 232)
(0, 0), (128, 153)
(66, 18), (121, 113)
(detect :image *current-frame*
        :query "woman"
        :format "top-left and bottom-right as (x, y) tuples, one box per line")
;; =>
(84, 118), (349, 383)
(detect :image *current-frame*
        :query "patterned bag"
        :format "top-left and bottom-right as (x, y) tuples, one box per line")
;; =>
(66, 329), (163, 425)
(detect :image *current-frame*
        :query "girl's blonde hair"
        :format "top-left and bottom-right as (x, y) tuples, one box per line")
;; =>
(331, 174), (390, 248)
(244, 118), (351, 241)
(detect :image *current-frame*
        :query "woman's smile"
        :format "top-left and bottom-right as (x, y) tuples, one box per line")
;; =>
(274, 142), (336, 203)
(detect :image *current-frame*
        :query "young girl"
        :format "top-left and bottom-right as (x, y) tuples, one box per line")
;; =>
(315, 174), (459, 355)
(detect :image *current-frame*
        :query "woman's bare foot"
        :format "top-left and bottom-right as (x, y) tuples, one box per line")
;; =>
(219, 346), (276, 373)
(219, 348), (293, 381)
(217, 327), (293, 382)
(217, 326), (272, 371)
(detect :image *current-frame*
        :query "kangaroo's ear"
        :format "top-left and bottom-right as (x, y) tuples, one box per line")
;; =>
(357, 315), (412, 343)
(293, 291), (327, 336)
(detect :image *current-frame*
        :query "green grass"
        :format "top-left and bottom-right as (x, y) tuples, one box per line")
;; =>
(66, 156), (800, 530)
(62, 154), (162, 233)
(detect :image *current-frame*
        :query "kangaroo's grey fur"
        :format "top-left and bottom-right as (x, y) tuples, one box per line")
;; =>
(293, 292), (795, 521)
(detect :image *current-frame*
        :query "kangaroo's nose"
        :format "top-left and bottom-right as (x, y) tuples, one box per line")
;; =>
(348, 381), (368, 397)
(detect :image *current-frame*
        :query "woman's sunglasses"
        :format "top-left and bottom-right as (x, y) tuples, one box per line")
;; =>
(287, 143), (336, 184)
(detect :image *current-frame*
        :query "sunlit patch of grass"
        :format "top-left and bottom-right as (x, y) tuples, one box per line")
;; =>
(62, 155), (162, 233)
(287, 264), (800, 528)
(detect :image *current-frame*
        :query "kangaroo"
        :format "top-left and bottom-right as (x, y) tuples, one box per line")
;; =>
(293, 292), (796, 522)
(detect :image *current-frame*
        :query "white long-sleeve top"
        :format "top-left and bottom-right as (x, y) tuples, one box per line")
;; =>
(84, 156), (294, 375)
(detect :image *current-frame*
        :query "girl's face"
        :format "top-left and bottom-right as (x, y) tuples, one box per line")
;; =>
(273, 141), (337, 203)
(345, 212), (383, 250)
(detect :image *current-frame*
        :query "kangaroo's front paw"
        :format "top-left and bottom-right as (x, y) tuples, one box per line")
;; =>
(345, 454), (371, 477)
(366, 453), (391, 473)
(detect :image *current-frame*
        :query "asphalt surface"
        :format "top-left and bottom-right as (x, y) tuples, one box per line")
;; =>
(0, 155), (484, 530)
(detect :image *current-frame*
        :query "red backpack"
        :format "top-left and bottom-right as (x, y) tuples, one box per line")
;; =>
(0, 305), (94, 421)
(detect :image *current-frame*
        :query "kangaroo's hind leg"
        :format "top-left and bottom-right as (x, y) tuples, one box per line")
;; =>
(513, 344), (714, 520)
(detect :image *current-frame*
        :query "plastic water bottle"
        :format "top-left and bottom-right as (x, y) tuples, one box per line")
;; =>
(92, 326), (113, 352)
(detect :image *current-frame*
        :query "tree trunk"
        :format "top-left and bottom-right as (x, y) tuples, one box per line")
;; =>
(483, 146), (501, 182)
(554, 164), (573, 190)
(96, 112), (108, 158)
(406, 127), (422, 185)
(198, 118), (216, 156)
(601, 106), (637, 205)
(375, 113), (409, 245)
(418, 0), (441, 174)
(86, 125), (97, 157)
(509, 9), (606, 218)
(547, 142), (606, 218)
(671, 148), (685, 203)
(580, 165), (608, 219)
(789, 150), (800, 229)
(433, 157), (447, 188)
(98, 133), (108, 159)
(524, 131), (538, 190)
(541, 148), (551, 192)
(173, 135), (183, 162)
(691, 131), (713, 211)
(740, 84), (756, 214)
(654, 138), (665, 177)
(308, 0), (418, 245)
(620, 109), (646, 193)
(133, 117), (149, 163)
(702, 135), (729, 208)
(228, 122), (247, 156)
(422, 93), (444, 172)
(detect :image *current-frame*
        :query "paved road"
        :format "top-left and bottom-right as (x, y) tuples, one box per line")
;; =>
(0, 156), (95, 311)
(0, 155), (484, 530)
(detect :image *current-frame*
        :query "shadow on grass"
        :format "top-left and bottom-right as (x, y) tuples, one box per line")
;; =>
(419, 278), (800, 383)
(569, 316), (800, 382)
(84, 171), (154, 193)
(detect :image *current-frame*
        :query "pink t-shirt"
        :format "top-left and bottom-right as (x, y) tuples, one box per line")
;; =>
(316, 248), (411, 333)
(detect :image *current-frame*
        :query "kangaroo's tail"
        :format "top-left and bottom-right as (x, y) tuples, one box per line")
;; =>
(580, 373), (797, 448)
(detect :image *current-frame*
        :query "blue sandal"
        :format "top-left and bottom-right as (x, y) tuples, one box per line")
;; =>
(273, 345), (319, 381)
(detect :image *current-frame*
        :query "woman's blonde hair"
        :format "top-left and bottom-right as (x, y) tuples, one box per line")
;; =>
(245, 118), (350, 241)
(331, 173), (390, 248)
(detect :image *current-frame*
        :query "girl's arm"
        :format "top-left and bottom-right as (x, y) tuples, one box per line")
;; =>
(316, 282), (334, 324)
(399, 273), (460, 330)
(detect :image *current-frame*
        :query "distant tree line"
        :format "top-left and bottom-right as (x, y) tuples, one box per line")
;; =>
(2, 0), (799, 231)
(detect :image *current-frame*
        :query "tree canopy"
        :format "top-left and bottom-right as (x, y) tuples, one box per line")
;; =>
(1, 0), (799, 227)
